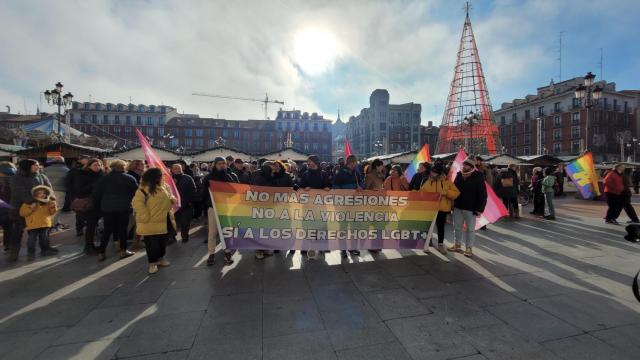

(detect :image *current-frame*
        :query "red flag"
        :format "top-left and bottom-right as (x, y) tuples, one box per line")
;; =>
(447, 149), (508, 230)
(136, 129), (181, 211)
(344, 138), (353, 157)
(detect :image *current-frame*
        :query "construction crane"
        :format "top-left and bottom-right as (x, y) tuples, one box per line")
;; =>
(192, 92), (284, 120)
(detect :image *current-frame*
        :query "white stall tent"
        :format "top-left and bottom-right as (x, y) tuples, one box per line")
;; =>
(190, 146), (252, 162)
(110, 146), (182, 161)
(257, 148), (312, 162)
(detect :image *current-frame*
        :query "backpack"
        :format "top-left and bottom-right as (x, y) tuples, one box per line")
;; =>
(501, 177), (514, 187)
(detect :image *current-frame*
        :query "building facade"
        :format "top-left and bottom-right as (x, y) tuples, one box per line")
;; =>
(495, 77), (639, 162)
(68, 103), (332, 160)
(346, 89), (422, 157)
(420, 121), (439, 155)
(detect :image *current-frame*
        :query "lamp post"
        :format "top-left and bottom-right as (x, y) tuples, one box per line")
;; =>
(43, 82), (73, 141)
(464, 110), (481, 155)
(574, 72), (603, 152)
(373, 140), (383, 156)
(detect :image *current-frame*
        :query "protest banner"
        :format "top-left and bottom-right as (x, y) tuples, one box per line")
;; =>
(209, 181), (440, 250)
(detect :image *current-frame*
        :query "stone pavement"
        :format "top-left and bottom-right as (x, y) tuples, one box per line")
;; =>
(0, 197), (639, 359)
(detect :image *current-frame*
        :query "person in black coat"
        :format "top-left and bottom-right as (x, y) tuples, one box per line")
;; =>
(450, 157), (487, 258)
(299, 155), (331, 190)
(171, 163), (197, 243)
(252, 162), (275, 187)
(64, 155), (90, 211)
(231, 158), (252, 185)
(203, 157), (238, 266)
(93, 160), (138, 260)
(494, 165), (519, 218)
(272, 161), (294, 188)
(73, 158), (104, 254)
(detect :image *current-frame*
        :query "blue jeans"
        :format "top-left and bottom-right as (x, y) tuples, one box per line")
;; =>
(27, 228), (50, 253)
(453, 209), (477, 248)
(544, 192), (555, 217)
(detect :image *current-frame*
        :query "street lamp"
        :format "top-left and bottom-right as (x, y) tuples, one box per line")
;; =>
(373, 140), (384, 156)
(574, 72), (603, 152)
(463, 110), (481, 155)
(44, 82), (74, 141)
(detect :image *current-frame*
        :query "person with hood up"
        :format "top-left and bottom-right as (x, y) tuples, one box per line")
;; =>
(19, 185), (59, 260)
(202, 157), (238, 266)
(450, 157), (487, 258)
(8, 159), (52, 261)
(420, 162), (460, 254)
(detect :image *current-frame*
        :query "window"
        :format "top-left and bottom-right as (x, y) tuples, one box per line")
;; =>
(91, 114), (97, 124)
(380, 122), (386, 131)
(313, 143), (319, 151)
(136, 116), (142, 125)
(500, 127), (506, 137)
(571, 141), (580, 154)
(524, 110), (531, 120)
(554, 102), (561, 113)
(114, 127), (120, 135)
(323, 123), (328, 131)
(233, 130), (239, 139)
(117, 104), (124, 111)
(126, 116), (131, 125)
(184, 128), (192, 137)
(500, 116), (506, 125)
(158, 116), (165, 125)
(572, 98), (581, 108)
(512, 113), (517, 122)
(208, 128), (216, 137)
(524, 122), (530, 133)
(538, 106), (545, 116)
(125, 127), (132, 136)
(511, 136), (516, 146)
(322, 143), (328, 150)
(114, 115), (120, 125)
(571, 126), (580, 139)
(313, 123), (319, 131)
(170, 139), (178, 148)
(553, 142), (561, 154)
(106, 104), (112, 111)
(160, 106), (166, 113)
(70, 114), (77, 124)
(571, 112), (580, 125)
(158, 128), (164, 136)
(540, 118), (545, 130)
(185, 138), (192, 147)
(554, 116), (561, 127)
(523, 147), (530, 156)
(149, 105), (156, 113)
(277, 122), (282, 131)
(524, 134), (530, 145)
(84, 103), (90, 110)
(146, 127), (153, 137)
(222, 129), (228, 137)
(304, 143), (309, 151)
(146, 117), (153, 126)
(95, 104), (101, 111)
(128, 104), (134, 112)
(554, 129), (561, 140)
(195, 128), (204, 137)
(102, 115), (109, 124)
(208, 139), (217, 147)
(138, 105), (145, 113)
(294, 123), (300, 130)
(195, 138), (204, 147)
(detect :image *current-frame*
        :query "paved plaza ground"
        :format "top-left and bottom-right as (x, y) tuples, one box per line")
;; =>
(1, 196), (640, 359)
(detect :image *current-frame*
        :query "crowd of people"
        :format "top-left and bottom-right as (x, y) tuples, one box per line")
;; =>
(0, 152), (636, 274)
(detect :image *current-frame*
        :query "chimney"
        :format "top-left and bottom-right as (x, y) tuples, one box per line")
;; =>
(428, 121), (433, 127)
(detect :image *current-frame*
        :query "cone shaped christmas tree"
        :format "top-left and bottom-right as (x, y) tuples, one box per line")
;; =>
(436, 6), (501, 155)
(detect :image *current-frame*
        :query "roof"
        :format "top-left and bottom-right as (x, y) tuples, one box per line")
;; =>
(518, 154), (562, 163)
(0, 143), (26, 152)
(21, 118), (86, 137)
(15, 142), (110, 155)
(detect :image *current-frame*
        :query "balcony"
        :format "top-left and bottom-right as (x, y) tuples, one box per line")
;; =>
(553, 107), (563, 114)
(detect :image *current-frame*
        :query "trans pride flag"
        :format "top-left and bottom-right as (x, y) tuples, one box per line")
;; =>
(136, 129), (181, 211)
(565, 151), (600, 199)
(404, 144), (432, 182)
(448, 149), (508, 229)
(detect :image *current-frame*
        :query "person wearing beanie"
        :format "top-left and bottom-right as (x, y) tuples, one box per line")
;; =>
(299, 155), (331, 258)
(0, 161), (16, 253)
(202, 156), (238, 266)
(8, 159), (52, 261)
(18, 185), (59, 260)
(450, 157), (487, 257)
(420, 162), (459, 254)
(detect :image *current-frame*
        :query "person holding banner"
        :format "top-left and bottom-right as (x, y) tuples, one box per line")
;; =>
(384, 165), (409, 191)
(408, 163), (429, 191)
(131, 168), (176, 274)
(332, 154), (363, 258)
(421, 162), (459, 254)
(299, 155), (331, 257)
(450, 157), (487, 257)
(364, 160), (385, 191)
(203, 157), (237, 266)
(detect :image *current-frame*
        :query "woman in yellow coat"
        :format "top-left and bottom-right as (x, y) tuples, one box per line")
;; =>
(131, 168), (177, 274)
(420, 162), (460, 254)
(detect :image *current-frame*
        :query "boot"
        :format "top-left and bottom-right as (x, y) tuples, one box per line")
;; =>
(119, 249), (135, 259)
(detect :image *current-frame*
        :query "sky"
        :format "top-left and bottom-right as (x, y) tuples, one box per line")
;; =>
(1, 0), (639, 126)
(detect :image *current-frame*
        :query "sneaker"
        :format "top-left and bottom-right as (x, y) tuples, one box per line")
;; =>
(447, 244), (462, 252)
(340, 250), (348, 258)
(97, 253), (106, 261)
(157, 258), (171, 267)
(148, 264), (158, 274)
(206, 254), (215, 266)
(463, 248), (473, 258)
(41, 248), (59, 256)
(437, 244), (447, 254)
(255, 250), (265, 260)
(119, 250), (135, 259)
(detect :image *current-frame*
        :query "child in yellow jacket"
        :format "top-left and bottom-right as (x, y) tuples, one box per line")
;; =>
(19, 185), (59, 260)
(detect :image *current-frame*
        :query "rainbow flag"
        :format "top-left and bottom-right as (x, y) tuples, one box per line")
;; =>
(565, 151), (601, 199)
(448, 149), (508, 229)
(209, 181), (440, 250)
(136, 129), (181, 211)
(404, 144), (432, 182)
(46, 151), (61, 164)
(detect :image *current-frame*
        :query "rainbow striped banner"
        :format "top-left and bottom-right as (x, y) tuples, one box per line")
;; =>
(404, 144), (431, 182)
(209, 181), (440, 250)
(565, 151), (601, 199)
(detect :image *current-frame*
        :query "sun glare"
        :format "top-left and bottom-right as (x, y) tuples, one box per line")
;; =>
(293, 27), (340, 76)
